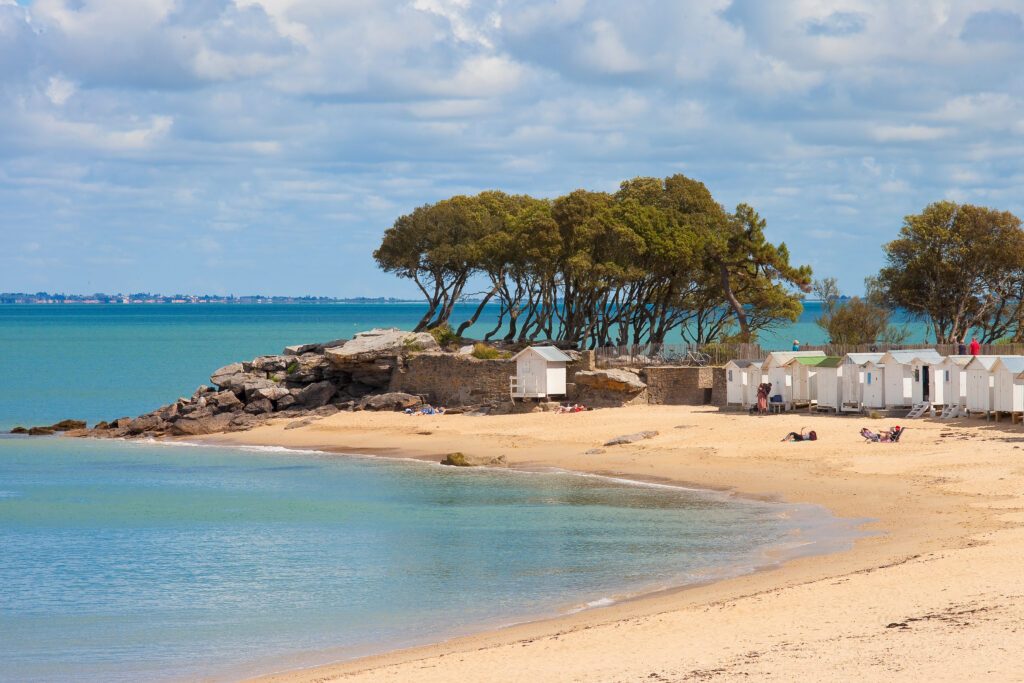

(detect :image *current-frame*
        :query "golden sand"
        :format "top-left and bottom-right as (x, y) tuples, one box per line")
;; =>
(197, 405), (1024, 682)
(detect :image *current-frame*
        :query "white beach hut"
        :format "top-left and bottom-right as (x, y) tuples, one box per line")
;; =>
(880, 349), (942, 408)
(760, 351), (826, 405)
(990, 357), (1024, 415)
(965, 356), (1000, 415)
(931, 355), (972, 408)
(907, 350), (947, 405)
(510, 346), (571, 398)
(861, 360), (886, 409)
(840, 353), (883, 412)
(811, 357), (844, 411)
(724, 360), (761, 408)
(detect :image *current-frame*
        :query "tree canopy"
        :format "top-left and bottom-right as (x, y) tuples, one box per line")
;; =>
(876, 201), (1024, 343)
(374, 174), (811, 347)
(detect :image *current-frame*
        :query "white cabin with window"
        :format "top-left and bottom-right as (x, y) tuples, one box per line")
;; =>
(861, 360), (886, 409)
(840, 353), (883, 411)
(510, 346), (572, 398)
(931, 355), (972, 408)
(724, 360), (761, 408)
(760, 351), (826, 405)
(991, 357), (1024, 414)
(881, 349), (942, 407)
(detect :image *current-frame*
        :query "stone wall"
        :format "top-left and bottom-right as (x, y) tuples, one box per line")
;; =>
(640, 366), (716, 405)
(389, 354), (515, 406)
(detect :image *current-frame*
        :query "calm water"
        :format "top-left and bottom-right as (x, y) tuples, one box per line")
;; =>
(0, 437), (851, 682)
(0, 302), (927, 430)
(0, 303), (863, 682)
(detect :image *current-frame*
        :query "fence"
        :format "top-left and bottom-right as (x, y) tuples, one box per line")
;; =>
(593, 341), (1024, 368)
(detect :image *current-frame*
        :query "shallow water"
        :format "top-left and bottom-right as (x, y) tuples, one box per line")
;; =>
(0, 436), (855, 682)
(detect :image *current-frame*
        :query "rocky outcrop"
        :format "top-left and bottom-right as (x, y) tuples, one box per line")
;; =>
(324, 328), (438, 365)
(82, 328), (443, 440)
(358, 392), (421, 411)
(440, 452), (508, 467)
(10, 419), (87, 436)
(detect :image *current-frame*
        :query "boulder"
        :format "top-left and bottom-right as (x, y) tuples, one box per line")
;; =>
(208, 390), (242, 412)
(48, 419), (88, 431)
(440, 452), (507, 467)
(115, 417), (133, 429)
(127, 414), (164, 435)
(293, 381), (337, 408)
(284, 353), (330, 384)
(313, 404), (340, 417)
(210, 362), (245, 387)
(192, 385), (213, 399)
(250, 355), (289, 373)
(603, 430), (659, 446)
(350, 363), (395, 388)
(253, 386), (291, 402)
(324, 328), (438, 366)
(9, 426), (28, 434)
(284, 342), (319, 356)
(241, 379), (279, 402)
(358, 392), (422, 411)
(169, 413), (234, 436)
(573, 369), (646, 393)
(284, 417), (317, 430)
(275, 393), (297, 410)
(244, 399), (274, 414)
(28, 426), (56, 436)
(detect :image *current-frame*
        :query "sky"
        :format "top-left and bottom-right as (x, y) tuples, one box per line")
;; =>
(1, 0), (1023, 298)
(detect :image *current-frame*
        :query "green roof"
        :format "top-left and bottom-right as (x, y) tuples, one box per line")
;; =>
(791, 356), (841, 367)
(816, 356), (844, 368)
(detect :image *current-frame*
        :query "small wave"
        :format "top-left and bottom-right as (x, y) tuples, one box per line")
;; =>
(566, 596), (616, 614)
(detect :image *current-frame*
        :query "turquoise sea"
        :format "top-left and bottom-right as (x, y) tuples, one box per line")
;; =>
(0, 304), (863, 681)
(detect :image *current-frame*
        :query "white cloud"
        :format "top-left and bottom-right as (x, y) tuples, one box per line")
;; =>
(871, 125), (950, 142)
(45, 76), (76, 106)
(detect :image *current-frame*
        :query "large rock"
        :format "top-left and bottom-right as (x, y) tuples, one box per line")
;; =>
(210, 363), (245, 387)
(350, 363), (395, 388)
(573, 369), (646, 393)
(241, 378), (279, 402)
(169, 413), (234, 436)
(324, 328), (438, 366)
(293, 381), (337, 408)
(253, 386), (291, 402)
(440, 452), (507, 467)
(244, 398), (274, 414)
(358, 392), (422, 411)
(250, 355), (290, 373)
(283, 339), (348, 356)
(208, 390), (242, 412)
(127, 414), (164, 435)
(284, 353), (330, 384)
(603, 430), (659, 446)
(275, 393), (297, 410)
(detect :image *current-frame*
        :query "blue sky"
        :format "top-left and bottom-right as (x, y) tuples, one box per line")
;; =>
(1, 0), (1023, 297)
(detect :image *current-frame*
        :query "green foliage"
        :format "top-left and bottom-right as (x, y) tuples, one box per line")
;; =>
(470, 343), (505, 359)
(875, 201), (1024, 343)
(376, 174), (812, 347)
(285, 360), (299, 374)
(814, 277), (909, 345)
(429, 323), (460, 349)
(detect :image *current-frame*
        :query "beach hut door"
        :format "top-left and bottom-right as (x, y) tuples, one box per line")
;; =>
(922, 366), (930, 401)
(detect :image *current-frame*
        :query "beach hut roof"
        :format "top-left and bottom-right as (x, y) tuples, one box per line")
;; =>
(991, 357), (1024, 374)
(725, 359), (759, 368)
(964, 356), (1012, 371)
(815, 356), (844, 368)
(784, 356), (835, 367)
(941, 355), (975, 367)
(843, 352), (884, 365)
(761, 350), (825, 369)
(511, 345), (572, 362)
(881, 349), (942, 364)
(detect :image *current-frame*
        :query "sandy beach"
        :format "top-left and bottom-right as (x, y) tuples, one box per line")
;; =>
(200, 406), (1024, 682)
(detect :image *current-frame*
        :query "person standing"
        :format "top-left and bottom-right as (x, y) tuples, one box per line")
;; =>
(792, 339), (800, 351)
(969, 336), (981, 355)
(958, 338), (967, 355)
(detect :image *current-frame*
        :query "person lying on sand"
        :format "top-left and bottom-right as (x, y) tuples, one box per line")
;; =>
(781, 428), (817, 442)
(555, 403), (586, 414)
(405, 405), (446, 416)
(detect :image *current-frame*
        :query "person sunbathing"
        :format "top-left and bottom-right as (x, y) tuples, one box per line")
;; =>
(861, 426), (903, 443)
(782, 428), (817, 442)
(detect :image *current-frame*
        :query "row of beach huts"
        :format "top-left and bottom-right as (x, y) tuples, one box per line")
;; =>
(724, 350), (1024, 419)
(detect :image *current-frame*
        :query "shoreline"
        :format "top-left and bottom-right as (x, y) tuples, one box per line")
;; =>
(182, 404), (1024, 681)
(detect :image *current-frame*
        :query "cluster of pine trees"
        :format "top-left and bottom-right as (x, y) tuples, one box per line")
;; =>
(374, 174), (811, 348)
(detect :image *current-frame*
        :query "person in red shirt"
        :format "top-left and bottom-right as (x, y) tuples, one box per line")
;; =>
(969, 336), (981, 355)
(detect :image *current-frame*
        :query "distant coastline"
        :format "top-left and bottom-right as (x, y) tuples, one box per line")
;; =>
(0, 293), (425, 305)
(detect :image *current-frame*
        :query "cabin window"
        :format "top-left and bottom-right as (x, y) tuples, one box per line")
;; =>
(945, 370), (951, 382)
(914, 368), (920, 382)
(728, 370), (733, 382)
(867, 372), (872, 385)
